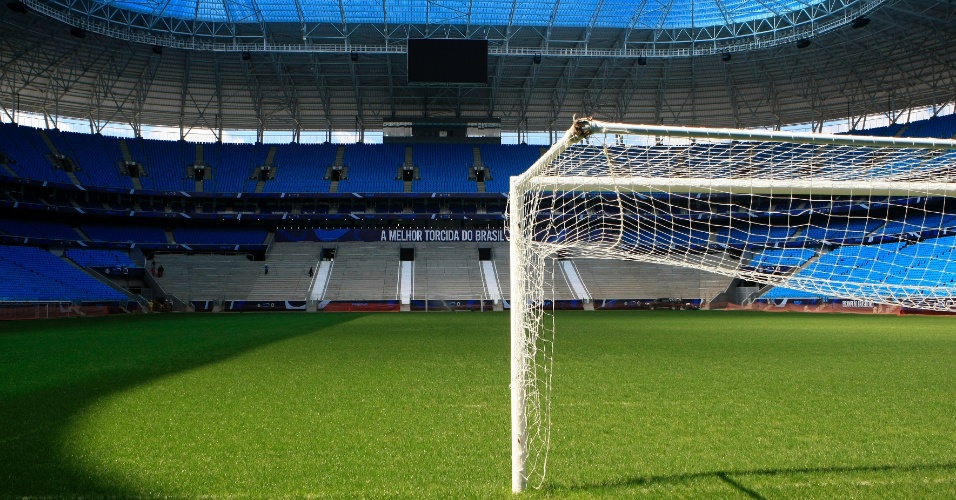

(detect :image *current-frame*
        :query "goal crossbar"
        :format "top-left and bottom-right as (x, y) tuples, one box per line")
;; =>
(580, 120), (956, 150)
(526, 177), (956, 196)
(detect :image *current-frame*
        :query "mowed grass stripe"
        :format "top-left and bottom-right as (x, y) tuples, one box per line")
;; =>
(1, 311), (955, 497)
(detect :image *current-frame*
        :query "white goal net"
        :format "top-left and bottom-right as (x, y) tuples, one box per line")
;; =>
(508, 118), (956, 492)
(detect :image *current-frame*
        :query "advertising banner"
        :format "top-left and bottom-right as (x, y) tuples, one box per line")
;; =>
(223, 300), (308, 312)
(594, 299), (648, 310)
(408, 300), (495, 311)
(316, 301), (401, 312)
(276, 227), (506, 243)
(95, 267), (146, 278)
(191, 301), (216, 312)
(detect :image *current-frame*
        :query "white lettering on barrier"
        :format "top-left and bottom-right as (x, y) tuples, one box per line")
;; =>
(380, 228), (506, 242)
(386, 229), (424, 242)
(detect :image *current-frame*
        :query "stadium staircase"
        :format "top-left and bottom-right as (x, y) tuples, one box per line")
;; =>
(473, 146), (486, 193)
(479, 260), (502, 302)
(308, 259), (334, 301)
(72, 226), (91, 241)
(37, 129), (60, 155)
(322, 242), (400, 300)
(118, 139), (133, 162)
(544, 259), (578, 300)
(490, 243), (511, 301)
(263, 146), (278, 169)
(329, 146), (346, 193)
(399, 261), (414, 309)
(403, 146), (414, 193)
(559, 260), (592, 305)
(247, 242), (322, 300)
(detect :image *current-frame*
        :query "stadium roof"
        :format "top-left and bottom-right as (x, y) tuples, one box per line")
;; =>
(70, 0), (836, 29)
(19, 0), (879, 54)
(0, 0), (954, 140)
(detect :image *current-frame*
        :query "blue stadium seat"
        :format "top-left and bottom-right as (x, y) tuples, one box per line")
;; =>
(66, 249), (138, 268)
(0, 245), (127, 301)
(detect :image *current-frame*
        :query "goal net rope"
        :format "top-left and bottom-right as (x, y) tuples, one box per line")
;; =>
(508, 118), (956, 492)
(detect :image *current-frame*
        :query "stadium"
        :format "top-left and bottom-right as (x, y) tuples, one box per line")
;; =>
(2, 0), (956, 496)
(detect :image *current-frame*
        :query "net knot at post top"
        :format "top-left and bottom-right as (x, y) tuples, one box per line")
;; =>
(572, 117), (596, 141)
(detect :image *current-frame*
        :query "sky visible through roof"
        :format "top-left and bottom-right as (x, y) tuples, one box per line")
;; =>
(103, 0), (826, 28)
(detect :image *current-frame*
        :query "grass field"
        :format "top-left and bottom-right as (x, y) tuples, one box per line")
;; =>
(2, 311), (956, 498)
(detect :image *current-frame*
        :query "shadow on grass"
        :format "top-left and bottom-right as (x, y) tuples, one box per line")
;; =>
(560, 462), (956, 498)
(0, 313), (357, 497)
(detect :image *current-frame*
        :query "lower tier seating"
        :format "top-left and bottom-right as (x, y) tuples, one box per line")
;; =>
(0, 245), (127, 301)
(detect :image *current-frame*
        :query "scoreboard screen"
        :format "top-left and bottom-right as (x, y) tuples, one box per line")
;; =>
(407, 39), (488, 84)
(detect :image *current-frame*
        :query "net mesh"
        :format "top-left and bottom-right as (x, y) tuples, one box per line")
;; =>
(508, 120), (956, 491)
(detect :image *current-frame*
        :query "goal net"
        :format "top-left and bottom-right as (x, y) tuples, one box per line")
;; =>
(508, 118), (956, 492)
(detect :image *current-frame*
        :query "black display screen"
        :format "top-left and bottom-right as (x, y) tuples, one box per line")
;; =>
(407, 39), (488, 84)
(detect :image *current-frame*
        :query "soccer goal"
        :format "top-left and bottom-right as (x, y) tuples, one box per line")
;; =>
(508, 118), (956, 492)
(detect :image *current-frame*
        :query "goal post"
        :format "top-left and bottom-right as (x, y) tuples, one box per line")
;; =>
(509, 118), (956, 492)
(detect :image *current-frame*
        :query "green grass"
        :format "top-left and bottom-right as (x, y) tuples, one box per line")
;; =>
(2, 311), (956, 497)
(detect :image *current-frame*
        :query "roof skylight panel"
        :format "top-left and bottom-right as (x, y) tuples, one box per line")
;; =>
(509, 2), (555, 27)
(224, 0), (259, 23)
(90, 0), (834, 28)
(466, 3), (510, 26)
(298, 0), (340, 23)
(342, 0), (385, 23)
(195, 0), (227, 21)
(421, 0), (472, 25)
(552, 0), (600, 27)
(157, 1), (196, 20)
(381, 0), (414, 24)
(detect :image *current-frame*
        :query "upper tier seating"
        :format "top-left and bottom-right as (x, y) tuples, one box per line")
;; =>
(0, 218), (80, 240)
(65, 249), (138, 268)
(848, 123), (905, 137)
(900, 114), (956, 139)
(46, 129), (133, 189)
(480, 144), (543, 193)
(338, 144), (404, 193)
(131, 137), (191, 191)
(412, 144), (475, 193)
(80, 223), (168, 243)
(0, 245), (127, 301)
(0, 123), (73, 184)
(211, 142), (270, 192)
(2, 110), (952, 194)
(265, 143), (337, 193)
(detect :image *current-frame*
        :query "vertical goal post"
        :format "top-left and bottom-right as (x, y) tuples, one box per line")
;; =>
(508, 118), (956, 492)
